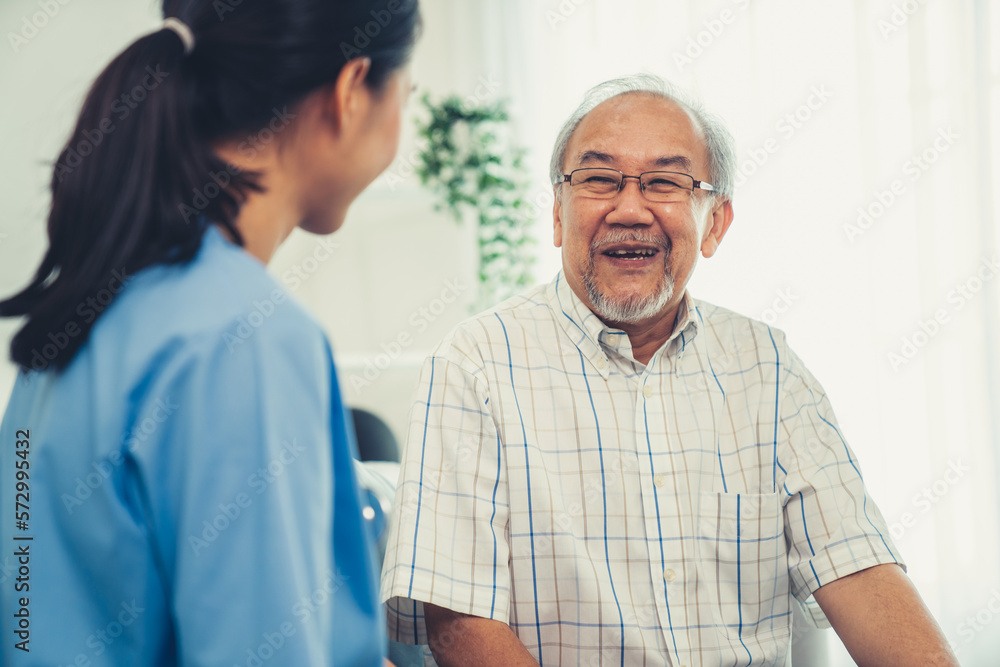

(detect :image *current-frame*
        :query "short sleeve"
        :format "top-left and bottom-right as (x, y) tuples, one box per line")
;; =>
(774, 333), (905, 628)
(380, 343), (511, 645)
(126, 309), (386, 665)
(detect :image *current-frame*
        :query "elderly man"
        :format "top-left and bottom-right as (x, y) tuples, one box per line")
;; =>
(380, 75), (957, 666)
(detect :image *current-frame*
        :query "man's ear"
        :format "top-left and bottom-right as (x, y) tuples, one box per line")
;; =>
(553, 185), (564, 248)
(324, 57), (373, 135)
(701, 198), (734, 258)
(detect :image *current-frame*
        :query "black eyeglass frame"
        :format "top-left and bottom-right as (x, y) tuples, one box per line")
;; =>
(558, 168), (716, 198)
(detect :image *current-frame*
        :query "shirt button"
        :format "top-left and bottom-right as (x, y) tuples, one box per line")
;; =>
(663, 568), (676, 582)
(653, 473), (666, 487)
(596, 357), (607, 369)
(642, 385), (653, 398)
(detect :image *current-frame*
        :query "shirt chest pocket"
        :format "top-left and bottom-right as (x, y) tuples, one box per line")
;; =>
(695, 492), (791, 647)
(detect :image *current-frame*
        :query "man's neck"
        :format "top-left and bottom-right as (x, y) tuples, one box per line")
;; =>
(608, 301), (682, 366)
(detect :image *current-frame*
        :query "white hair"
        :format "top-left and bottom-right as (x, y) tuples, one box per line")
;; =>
(549, 74), (737, 201)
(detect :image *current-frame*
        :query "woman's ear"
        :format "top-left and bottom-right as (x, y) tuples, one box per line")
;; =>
(701, 198), (734, 258)
(324, 57), (373, 135)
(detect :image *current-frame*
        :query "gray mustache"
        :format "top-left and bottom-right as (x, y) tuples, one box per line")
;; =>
(590, 230), (671, 253)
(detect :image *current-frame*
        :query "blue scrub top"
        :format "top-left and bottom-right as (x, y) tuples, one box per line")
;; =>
(0, 225), (386, 666)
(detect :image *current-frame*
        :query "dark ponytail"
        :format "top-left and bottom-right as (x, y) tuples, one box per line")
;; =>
(0, 0), (420, 373)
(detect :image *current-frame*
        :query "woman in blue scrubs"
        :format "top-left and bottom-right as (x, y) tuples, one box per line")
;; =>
(0, 1), (419, 665)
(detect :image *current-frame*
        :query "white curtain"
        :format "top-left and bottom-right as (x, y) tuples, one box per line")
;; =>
(442, 0), (1000, 663)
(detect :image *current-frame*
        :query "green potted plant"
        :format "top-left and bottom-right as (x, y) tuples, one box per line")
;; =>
(413, 93), (535, 311)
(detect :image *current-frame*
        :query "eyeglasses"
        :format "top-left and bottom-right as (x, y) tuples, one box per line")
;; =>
(559, 168), (715, 203)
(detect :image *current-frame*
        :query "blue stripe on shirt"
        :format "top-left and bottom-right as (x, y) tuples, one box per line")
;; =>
(496, 314), (543, 659)
(736, 495), (752, 665)
(579, 348), (626, 667)
(408, 357), (436, 644)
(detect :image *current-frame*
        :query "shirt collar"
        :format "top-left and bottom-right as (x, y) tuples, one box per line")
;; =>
(547, 271), (700, 376)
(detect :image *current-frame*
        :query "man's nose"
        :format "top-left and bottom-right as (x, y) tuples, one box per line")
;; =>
(606, 177), (654, 225)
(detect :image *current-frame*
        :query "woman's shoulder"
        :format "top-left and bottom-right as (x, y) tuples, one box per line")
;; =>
(92, 227), (327, 367)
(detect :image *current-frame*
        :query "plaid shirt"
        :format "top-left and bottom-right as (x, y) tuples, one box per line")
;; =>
(381, 272), (903, 666)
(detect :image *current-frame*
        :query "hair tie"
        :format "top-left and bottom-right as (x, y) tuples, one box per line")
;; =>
(162, 17), (195, 55)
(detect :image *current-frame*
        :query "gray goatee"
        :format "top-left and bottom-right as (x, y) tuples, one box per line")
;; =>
(582, 229), (673, 325)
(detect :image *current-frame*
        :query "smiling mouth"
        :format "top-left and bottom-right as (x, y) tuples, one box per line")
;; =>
(603, 247), (659, 260)
(598, 241), (667, 263)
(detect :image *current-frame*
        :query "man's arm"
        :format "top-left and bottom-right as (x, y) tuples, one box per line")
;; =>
(424, 603), (540, 667)
(814, 563), (959, 667)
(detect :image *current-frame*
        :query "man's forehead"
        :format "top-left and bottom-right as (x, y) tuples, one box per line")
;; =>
(598, 91), (688, 113)
(574, 149), (695, 172)
(568, 93), (706, 169)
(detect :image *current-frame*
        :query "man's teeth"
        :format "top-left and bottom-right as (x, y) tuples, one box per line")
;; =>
(608, 248), (656, 256)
